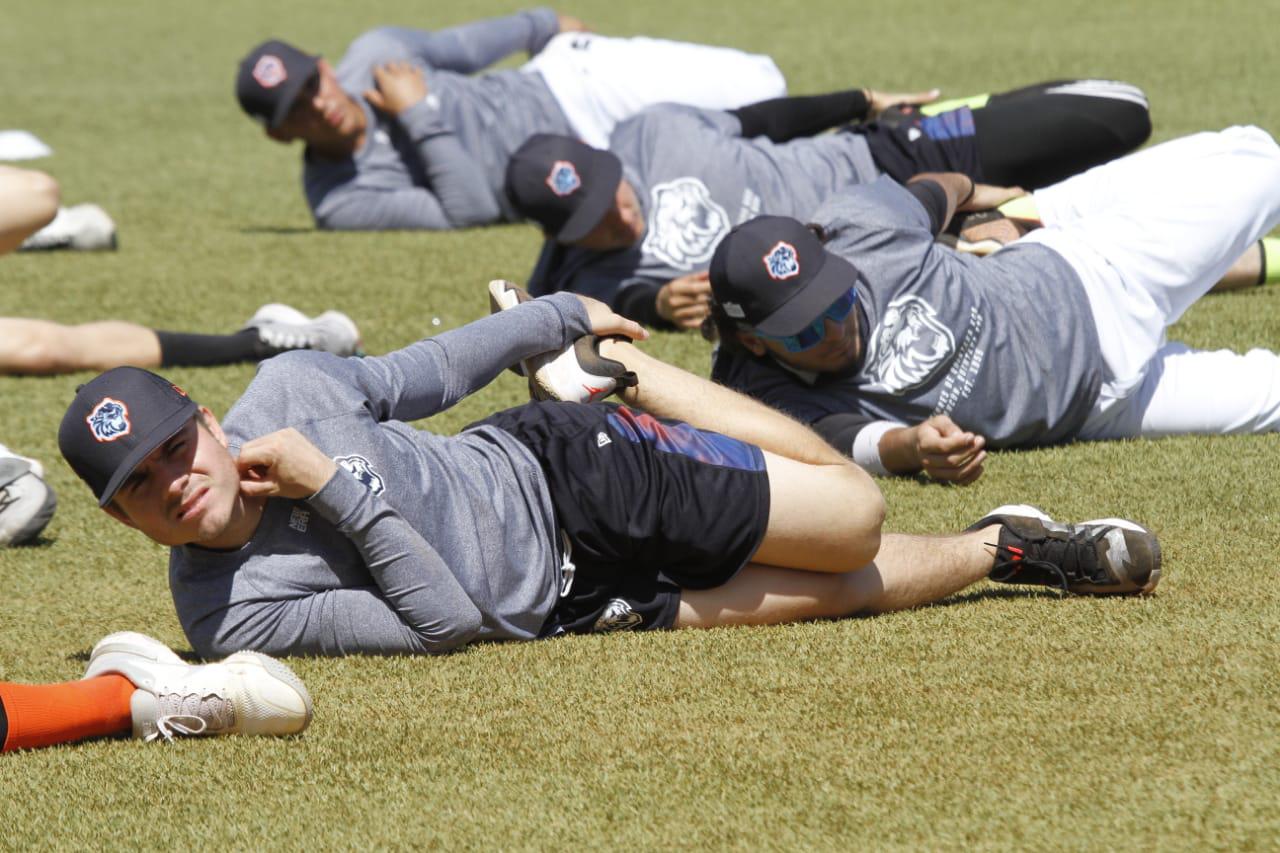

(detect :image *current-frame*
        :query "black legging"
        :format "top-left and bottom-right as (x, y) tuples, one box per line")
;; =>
(974, 79), (1153, 188)
(862, 79), (1153, 190)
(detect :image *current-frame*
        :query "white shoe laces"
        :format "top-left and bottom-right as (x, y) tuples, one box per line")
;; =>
(147, 692), (236, 743)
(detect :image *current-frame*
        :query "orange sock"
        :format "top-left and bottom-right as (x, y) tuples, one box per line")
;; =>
(0, 675), (135, 752)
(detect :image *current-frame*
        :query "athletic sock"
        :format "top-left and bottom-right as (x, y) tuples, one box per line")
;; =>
(1258, 237), (1280, 285)
(0, 675), (135, 752)
(155, 328), (278, 367)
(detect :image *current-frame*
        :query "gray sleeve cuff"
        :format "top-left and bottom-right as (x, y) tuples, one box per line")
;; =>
(306, 468), (368, 529)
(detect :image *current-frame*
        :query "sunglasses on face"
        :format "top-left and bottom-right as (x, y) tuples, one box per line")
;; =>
(755, 287), (858, 352)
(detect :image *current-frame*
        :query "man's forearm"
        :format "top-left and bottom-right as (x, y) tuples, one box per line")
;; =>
(393, 8), (560, 72)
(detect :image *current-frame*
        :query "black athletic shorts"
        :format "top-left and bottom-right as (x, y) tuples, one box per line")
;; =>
(475, 401), (772, 636)
(853, 105), (985, 184)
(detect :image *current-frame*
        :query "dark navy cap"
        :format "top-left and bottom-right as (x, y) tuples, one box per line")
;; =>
(709, 215), (860, 336)
(504, 134), (623, 243)
(58, 367), (198, 507)
(236, 39), (319, 130)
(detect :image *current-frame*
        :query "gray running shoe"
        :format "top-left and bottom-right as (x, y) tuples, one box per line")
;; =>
(487, 280), (636, 403)
(242, 302), (363, 357)
(0, 455), (56, 547)
(20, 204), (118, 251)
(84, 632), (313, 742)
(967, 504), (1161, 595)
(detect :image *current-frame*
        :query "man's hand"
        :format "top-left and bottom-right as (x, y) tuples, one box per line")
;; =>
(555, 12), (590, 33)
(959, 183), (1026, 213)
(364, 62), (429, 116)
(865, 87), (941, 119)
(911, 415), (986, 484)
(574, 294), (649, 341)
(237, 429), (339, 500)
(656, 271), (712, 330)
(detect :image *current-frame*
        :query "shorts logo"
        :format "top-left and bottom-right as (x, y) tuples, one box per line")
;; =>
(593, 598), (643, 632)
(252, 55), (287, 89)
(595, 431), (612, 447)
(546, 161), (581, 197)
(334, 454), (385, 496)
(863, 295), (956, 394)
(86, 398), (132, 443)
(763, 241), (800, 281)
(642, 177), (730, 270)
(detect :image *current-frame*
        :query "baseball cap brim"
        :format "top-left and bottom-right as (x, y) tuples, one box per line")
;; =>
(554, 151), (623, 244)
(753, 251), (860, 337)
(97, 404), (197, 507)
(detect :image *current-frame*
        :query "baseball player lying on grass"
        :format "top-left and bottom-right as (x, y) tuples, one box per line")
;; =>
(59, 286), (1158, 659)
(236, 8), (792, 231)
(0, 632), (311, 752)
(506, 79), (1152, 329)
(704, 126), (1280, 484)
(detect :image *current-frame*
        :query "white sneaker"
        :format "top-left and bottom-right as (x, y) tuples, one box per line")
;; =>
(487, 280), (636, 403)
(84, 632), (313, 742)
(20, 204), (118, 251)
(242, 302), (363, 357)
(0, 455), (56, 547)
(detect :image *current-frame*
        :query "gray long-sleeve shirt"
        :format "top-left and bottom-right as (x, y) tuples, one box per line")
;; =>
(528, 104), (880, 309)
(168, 293), (592, 658)
(305, 9), (572, 230)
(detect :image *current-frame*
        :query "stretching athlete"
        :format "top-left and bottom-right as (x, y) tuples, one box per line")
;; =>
(507, 80), (1151, 328)
(237, 8), (790, 231)
(704, 126), (1280, 482)
(59, 288), (1159, 659)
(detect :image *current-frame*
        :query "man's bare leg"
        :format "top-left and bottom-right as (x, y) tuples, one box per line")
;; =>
(599, 338), (886, 570)
(677, 528), (1001, 627)
(0, 319), (161, 375)
(1211, 240), (1263, 292)
(0, 167), (59, 255)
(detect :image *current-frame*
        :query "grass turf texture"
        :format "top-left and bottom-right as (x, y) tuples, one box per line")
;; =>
(3, 0), (1279, 846)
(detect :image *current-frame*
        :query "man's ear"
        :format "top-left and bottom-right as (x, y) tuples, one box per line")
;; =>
(102, 503), (138, 530)
(198, 406), (229, 448)
(736, 329), (768, 356)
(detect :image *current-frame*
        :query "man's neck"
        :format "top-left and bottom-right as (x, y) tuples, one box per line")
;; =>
(192, 495), (268, 552)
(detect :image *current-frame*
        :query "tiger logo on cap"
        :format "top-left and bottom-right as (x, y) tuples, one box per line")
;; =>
(87, 398), (132, 443)
(252, 55), (287, 89)
(546, 161), (581, 197)
(763, 241), (800, 281)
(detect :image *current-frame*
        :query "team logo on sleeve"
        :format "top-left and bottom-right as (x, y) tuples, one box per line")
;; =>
(641, 177), (730, 270)
(86, 398), (132, 442)
(251, 55), (287, 89)
(862, 295), (956, 394)
(593, 598), (643, 632)
(546, 161), (581, 197)
(763, 241), (800, 281)
(334, 454), (386, 495)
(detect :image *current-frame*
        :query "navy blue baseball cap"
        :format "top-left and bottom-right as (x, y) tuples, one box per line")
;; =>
(58, 367), (198, 507)
(505, 134), (623, 243)
(236, 39), (319, 130)
(709, 215), (860, 336)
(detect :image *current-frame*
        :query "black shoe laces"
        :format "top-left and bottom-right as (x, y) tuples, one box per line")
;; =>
(987, 526), (1107, 591)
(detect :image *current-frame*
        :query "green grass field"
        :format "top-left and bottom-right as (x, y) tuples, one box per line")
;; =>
(3, 0), (1279, 847)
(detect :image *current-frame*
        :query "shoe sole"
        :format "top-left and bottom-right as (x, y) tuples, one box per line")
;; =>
(978, 504), (1161, 596)
(0, 462), (57, 547)
(224, 651), (314, 735)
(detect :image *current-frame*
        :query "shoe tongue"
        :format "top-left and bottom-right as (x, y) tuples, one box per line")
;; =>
(130, 690), (162, 741)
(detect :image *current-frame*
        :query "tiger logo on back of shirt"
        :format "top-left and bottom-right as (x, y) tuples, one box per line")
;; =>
(642, 177), (730, 270)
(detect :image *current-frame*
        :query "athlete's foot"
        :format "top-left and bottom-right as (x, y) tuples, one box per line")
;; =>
(84, 632), (313, 742)
(487, 280), (637, 403)
(19, 204), (118, 251)
(967, 504), (1161, 595)
(243, 303), (363, 357)
(0, 451), (56, 546)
